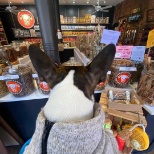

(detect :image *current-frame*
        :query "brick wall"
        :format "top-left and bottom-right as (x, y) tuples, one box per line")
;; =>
(114, 0), (154, 45)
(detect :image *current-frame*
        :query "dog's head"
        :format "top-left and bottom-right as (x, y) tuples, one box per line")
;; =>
(29, 44), (116, 122)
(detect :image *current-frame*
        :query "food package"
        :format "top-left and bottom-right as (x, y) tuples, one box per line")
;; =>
(19, 45), (28, 55)
(106, 88), (143, 112)
(3, 65), (35, 97)
(109, 59), (133, 88)
(73, 16), (76, 23)
(137, 70), (154, 106)
(91, 15), (96, 23)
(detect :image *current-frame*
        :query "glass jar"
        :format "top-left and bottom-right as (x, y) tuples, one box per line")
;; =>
(0, 68), (9, 98)
(3, 64), (35, 97)
(3, 45), (17, 62)
(109, 59), (133, 88)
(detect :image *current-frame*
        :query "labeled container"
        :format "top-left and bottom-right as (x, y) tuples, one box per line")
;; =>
(3, 65), (35, 97)
(0, 68), (9, 98)
(36, 79), (50, 95)
(109, 59), (133, 88)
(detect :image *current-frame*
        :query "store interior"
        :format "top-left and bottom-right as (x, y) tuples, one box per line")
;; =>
(0, 0), (154, 154)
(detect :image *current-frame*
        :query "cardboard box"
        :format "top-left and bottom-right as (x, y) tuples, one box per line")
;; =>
(105, 87), (144, 112)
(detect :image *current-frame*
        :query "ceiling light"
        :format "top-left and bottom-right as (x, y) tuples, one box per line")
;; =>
(87, 1), (89, 3)
(104, 1), (106, 3)
(9, 1), (12, 3)
(22, 1), (24, 3)
(73, 1), (75, 3)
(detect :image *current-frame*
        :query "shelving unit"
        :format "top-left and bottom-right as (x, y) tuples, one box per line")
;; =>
(61, 23), (109, 25)
(0, 19), (8, 46)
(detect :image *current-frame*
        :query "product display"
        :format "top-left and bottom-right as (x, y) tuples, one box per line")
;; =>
(3, 65), (35, 97)
(0, 68), (8, 98)
(109, 59), (133, 88)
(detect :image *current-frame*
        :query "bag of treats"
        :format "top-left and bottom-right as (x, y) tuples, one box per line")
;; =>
(109, 59), (133, 88)
(3, 64), (35, 97)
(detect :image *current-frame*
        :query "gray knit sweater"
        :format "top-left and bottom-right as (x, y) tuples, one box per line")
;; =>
(24, 104), (118, 154)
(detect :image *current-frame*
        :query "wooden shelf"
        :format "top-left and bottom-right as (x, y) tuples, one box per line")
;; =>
(63, 41), (73, 43)
(63, 35), (77, 37)
(62, 29), (94, 31)
(15, 36), (41, 38)
(0, 40), (7, 42)
(61, 23), (109, 25)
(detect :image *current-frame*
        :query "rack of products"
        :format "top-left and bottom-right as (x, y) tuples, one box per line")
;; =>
(0, 19), (8, 46)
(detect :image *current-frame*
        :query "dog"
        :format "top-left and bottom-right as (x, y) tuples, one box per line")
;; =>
(24, 44), (118, 154)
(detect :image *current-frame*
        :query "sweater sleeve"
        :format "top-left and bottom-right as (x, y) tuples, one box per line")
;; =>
(23, 111), (45, 154)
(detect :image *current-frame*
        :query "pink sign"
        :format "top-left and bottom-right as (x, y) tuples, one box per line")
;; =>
(115, 46), (133, 59)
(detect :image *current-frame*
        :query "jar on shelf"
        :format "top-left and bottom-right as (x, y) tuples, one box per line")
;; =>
(3, 64), (35, 97)
(109, 59), (133, 88)
(0, 68), (9, 98)
(3, 45), (17, 62)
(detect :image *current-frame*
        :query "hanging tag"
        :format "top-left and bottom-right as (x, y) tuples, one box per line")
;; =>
(0, 75), (19, 80)
(119, 67), (137, 71)
(32, 74), (38, 78)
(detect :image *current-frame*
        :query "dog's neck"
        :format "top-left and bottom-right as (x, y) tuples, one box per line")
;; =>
(43, 70), (94, 122)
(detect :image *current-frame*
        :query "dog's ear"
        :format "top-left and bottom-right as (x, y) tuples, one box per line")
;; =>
(87, 44), (116, 87)
(28, 44), (57, 85)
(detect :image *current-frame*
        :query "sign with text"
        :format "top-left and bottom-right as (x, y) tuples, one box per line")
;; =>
(101, 29), (121, 45)
(131, 46), (145, 62)
(115, 46), (133, 59)
(147, 29), (154, 48)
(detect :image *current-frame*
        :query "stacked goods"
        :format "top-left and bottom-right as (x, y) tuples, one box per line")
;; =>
(109, 59), (133, 88)
(137, 70), (154, 106)
(4, 65), (35, 97)
(91, 15), (96, 23)
(60, 15), (64, 24)
(73, 16), (76, 23)
(85, 14), (91, 23)
(0, 68), (8, 98)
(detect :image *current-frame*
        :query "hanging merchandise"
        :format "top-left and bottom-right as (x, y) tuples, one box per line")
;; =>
(17, 10), (35, 29)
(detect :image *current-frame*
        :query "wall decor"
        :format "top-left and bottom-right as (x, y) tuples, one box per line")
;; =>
(17, 10), (35, 29)
(147, 9), (154, 22)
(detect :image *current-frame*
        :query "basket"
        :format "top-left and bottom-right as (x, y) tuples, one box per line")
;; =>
(124, 124), (149, 151)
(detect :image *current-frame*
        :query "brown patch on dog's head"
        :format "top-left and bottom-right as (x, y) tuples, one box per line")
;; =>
(29, 44), (116, 100)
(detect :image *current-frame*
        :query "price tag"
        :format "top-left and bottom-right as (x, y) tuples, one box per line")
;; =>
(116, 46), (133, 59)
(32, 74), (38, 78)
(119, 67), (137, 71)
(107, 71), (111, 74)
(131, 46), (145, 62)
(101, 29), (121, 45)
(0, 75), (19, 80)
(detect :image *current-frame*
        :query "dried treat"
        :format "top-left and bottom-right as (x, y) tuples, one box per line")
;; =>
(0, 69), (9, 98)
(109, 59), (133, 88)
(4, 65), (35, 97)
(137, 70), (154, 105)
(5, 47), (17, 62)
(19, 46), (28, 55)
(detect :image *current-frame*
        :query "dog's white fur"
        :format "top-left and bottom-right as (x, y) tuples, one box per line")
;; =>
(44, 70), (94, 122)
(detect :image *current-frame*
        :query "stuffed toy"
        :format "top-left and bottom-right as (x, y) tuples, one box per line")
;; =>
(24, 44), (118, 154)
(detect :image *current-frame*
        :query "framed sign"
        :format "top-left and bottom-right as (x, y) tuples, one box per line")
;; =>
(17, 10), (35, 29)
(147, 9), (154, 22)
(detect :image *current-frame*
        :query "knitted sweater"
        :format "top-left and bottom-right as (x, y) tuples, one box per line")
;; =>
(24, 104), (118, 154)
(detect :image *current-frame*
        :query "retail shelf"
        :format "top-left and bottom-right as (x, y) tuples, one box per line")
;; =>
(0, 32), (5, 34)
(15, 36), (41, 38)
(63, 41), (73, 43)
(0, 40), (7, 42)
(63, 35), (77, 37)
(61, 23), (109, 25)
(62, 29), (94, 31)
